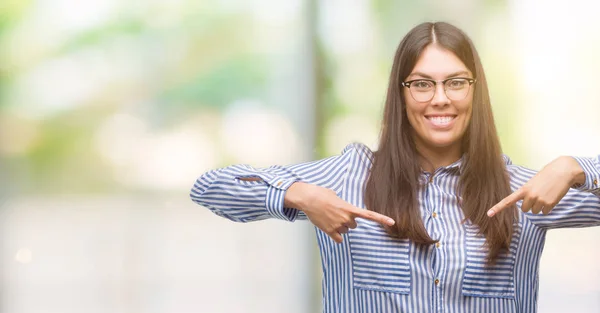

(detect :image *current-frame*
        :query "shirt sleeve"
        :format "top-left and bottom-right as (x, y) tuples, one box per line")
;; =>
(189, 143), (364, 223)
(507, 155), (600, 229)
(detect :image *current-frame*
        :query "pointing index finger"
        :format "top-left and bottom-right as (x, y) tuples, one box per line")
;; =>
(351, 207), (395, 226)
(487, 188), (525, 217)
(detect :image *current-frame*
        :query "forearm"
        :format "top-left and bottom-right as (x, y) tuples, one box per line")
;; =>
(565, 156), (586, 187)
(509, 155), (600, 229)
(190, 164), (300, 222)
(190, 144), (362, 223)
(571, 155), (600, 195)
(283, 182), (308, 210)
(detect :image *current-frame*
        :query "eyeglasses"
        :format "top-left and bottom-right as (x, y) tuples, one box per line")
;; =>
(401, 77), (476, 102)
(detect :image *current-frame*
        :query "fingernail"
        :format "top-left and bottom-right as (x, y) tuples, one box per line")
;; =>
(387, 218), (395, 225)
(487, 210), (495, 217)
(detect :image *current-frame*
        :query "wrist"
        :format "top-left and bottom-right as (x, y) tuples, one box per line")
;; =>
(284, 182), (308, 210)
(563, 156), (586, 186)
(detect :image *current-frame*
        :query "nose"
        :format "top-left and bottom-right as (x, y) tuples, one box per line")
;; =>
(430, 83), (450, 106)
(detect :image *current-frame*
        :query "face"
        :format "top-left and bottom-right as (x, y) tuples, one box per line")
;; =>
(403, 44), (474, 154)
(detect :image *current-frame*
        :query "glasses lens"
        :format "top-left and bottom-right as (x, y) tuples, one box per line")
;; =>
(445, 78), (471, 101)
(409, 80), (434, 102)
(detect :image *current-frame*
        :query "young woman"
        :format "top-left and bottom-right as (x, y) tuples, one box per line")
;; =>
(190, 22), (600, 313)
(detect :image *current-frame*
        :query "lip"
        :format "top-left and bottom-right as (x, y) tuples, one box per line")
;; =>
(424, 114), (457, 130)
(424, 114), (457, 118)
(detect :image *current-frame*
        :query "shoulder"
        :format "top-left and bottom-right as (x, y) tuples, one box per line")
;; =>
(502, 154), (513, 166)
(341, 142), (374, 159)
(340, 142), (375, 168)
(342, 142), (373, 156)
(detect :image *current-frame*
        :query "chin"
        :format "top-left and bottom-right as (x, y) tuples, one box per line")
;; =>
(427, 137), (461, 149)
(431, 142), (455, 148)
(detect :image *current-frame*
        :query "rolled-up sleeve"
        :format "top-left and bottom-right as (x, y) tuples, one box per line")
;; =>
(190, 143), (363, 223)
(508, 155), (600, 229)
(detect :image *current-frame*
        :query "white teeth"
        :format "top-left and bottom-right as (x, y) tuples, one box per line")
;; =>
(427, 116), (454, 126)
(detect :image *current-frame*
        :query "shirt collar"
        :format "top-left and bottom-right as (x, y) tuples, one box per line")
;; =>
(420, 156), (464, 176)
(419, 154), (512, 178)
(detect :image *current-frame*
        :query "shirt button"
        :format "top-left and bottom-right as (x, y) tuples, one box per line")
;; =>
(434, 279), (440, 286)
(594, 179), (598, 186)
(277, 181), (283, 187)
(435, 242), (441, 248)
(432, 212), (438, 218)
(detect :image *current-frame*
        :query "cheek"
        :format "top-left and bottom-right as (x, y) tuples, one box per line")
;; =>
(403, 91), (421, 112)
(465, 105), (473, 121)
(465, 108), (473, 124)
(405, 104), (424, 128)
(458, 106), (473, 133)
(403, 95), (423, 117)
(458, 100), (473, 119)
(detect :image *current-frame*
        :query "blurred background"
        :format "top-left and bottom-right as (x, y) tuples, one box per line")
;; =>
(1, 0), (599, 312)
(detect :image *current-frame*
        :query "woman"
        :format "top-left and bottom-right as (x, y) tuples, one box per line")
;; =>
(190, 22), (600, 313)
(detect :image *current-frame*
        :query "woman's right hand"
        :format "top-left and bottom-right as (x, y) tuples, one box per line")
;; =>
(284, 182), (395, 243)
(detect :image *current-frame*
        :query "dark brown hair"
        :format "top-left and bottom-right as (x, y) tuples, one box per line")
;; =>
(364, 22), (516, 264)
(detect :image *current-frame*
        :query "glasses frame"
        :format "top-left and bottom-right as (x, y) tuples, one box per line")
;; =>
(401, 77), (477, 103)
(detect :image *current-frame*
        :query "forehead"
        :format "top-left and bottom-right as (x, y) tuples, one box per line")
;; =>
(410, 44), (471, 78)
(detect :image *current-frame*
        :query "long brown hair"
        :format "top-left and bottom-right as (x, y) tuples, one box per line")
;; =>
(364, 22), (516, 264)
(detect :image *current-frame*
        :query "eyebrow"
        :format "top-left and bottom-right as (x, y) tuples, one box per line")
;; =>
(408, 71), (471, 80)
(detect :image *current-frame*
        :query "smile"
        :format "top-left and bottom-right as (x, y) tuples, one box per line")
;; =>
(424, 115), (457, 128)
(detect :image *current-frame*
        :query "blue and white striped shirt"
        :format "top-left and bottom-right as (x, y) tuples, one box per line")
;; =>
(190, 143), (600, 313)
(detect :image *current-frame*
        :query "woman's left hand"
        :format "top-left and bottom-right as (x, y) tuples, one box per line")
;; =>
(488, 156), (586, 217)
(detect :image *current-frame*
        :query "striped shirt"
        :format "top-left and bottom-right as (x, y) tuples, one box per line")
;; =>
(190, 143), (600, 313)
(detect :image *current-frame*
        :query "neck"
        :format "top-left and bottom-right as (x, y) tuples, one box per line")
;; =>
(415, 141), (462, 173)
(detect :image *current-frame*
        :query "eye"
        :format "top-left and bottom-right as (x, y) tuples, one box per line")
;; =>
(447, 79), (468, 89)
(412, 80), (433, 90)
